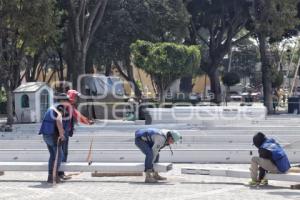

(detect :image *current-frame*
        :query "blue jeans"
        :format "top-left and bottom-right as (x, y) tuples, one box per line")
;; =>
(58, 132), (69, 176)
(43, 134), (62, 176)
(135, 137), (159, 171)
(61, 133), (69, 162)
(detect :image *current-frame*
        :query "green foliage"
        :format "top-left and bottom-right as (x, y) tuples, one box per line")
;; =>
(91, 0), (190, 67)
(223, 39), (260, 79)
(271, 70), (284, 89)
(131, 40), (200, 76)
(0, 0), (58, 52)
(135, 80), (143, 91)
(131, 40), (201, 101)
(0, 90), (7, 103)
(186, 0), (253, 103)
(252, 0), (300, 40)
(222, 72), (240, 87)
(0, 0), (59, 86)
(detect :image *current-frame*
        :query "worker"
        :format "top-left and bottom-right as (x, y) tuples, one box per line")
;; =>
(39, 93), (68, 184)
(249, 132), (291, 186)
(135, 128), (182, 183)
(57, 89), (94, 180)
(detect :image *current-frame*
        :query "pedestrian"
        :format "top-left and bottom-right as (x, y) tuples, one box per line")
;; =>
(249, 132), (291, 186)
(57, 89), (94, 180)
(135, 128), (182, 183)
(39, 93), (68, 184)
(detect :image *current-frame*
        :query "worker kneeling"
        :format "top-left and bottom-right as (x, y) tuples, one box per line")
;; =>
(135, 128), (181, 183)
(249, 132), (291, 186)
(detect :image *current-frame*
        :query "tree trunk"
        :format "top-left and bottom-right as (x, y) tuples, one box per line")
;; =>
(4, 84), (13, 126)
(180, 76), (193, 93)
(125, 59), (142, 98)
(72, 50), (86, 89)
(208, 69), (222, 104)
(258, 33), (273, 113)
(85, 50), (94, 74)
(114, 60), (142, 98)
(105, 65), (111, 76)
(159, 90), (165, 103)
(225, 86), (231, 106)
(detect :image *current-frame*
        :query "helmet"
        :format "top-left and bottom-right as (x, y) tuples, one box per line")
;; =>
(67, 89), (81, 104)
(169, 130), (182, 143)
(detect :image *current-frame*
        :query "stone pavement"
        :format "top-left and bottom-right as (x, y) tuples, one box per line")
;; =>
(0, 164), (300, 200)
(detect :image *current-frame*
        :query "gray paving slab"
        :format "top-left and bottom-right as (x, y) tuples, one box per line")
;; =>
(0, 164), (300, 200)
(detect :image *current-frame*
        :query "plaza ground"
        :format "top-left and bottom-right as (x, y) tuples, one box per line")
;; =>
(0, 164), (300, 200)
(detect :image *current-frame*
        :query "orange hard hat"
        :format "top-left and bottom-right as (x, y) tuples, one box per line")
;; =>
(67, 89), (81, 104)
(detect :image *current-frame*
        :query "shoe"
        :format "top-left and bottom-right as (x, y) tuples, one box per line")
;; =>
(145, 170), (158, 183)
(260, 179), (268, 186)
(47, 175), (53, 184)
(248, 179), (260, 186)
(153, 172), (167, 181)
(55, 176), (62, 183)
(59, 174), (72, 180)
(47, 174), (62, 184)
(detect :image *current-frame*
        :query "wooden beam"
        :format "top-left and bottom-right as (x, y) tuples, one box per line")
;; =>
(0, 162), (172, 173)
(91, 172), (143, 177)
(181, 168), (300, 182)
(291, 184), (300, 189)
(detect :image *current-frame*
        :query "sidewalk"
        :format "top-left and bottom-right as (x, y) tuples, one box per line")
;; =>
(0, 164), (299, 200)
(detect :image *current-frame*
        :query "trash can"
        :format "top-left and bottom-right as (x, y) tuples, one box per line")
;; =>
(288, 97), (300, 114)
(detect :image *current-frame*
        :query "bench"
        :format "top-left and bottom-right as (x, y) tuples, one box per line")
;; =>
(181, 167), (300, 182)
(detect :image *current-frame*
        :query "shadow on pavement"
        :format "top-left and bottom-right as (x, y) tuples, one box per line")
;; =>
(180, 181), (244, 186)
(268, 191), (300, 197)
(0, 179), (175, 186)
(181, 181), (290, 190)
(29, 182), (56, 189)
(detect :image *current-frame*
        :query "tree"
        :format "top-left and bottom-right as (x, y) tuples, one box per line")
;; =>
(63, 0), (108, 88)
(250, 0), (300, 113)
(88, 0), (190, 98)
(222, 72), (240, 104)
(271, 70), (284, 89)
(222, 72), (241, 88)
(223, 38), (259, 78)
(0, 0), (58, 125)
(131, 40), (201, 102)
(186, 0), (253, 104)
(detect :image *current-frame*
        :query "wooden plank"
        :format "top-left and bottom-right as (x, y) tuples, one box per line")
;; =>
(91, 172), (143, 177)
(291, 184), (300, 189)
(181, 168), (300, 182)
(0, 162), (172, 173)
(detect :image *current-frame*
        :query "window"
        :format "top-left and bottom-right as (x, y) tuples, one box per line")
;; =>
(21, 94), (29, 108)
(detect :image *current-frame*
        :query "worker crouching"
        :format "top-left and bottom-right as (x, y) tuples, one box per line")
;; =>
(249, 132), (291, 186)
(135, 128), (181, 183)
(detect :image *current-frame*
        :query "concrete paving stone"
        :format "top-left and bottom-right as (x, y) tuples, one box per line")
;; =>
(0, 164), (300, 200)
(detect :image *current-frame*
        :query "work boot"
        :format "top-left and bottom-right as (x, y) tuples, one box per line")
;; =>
(145, 171), (158, 183)
(260, 179), (268, 186)
(248, 179), (260, 186)
(47, 174), (62, 184)
(153, 172), (167, 181)
(47, 174), (53, 184)
(59, 174), (72, 180)
(55, 175), (62, 183)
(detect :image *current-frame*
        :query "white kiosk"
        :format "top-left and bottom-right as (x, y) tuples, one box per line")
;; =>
(14, 82), (53, 123)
